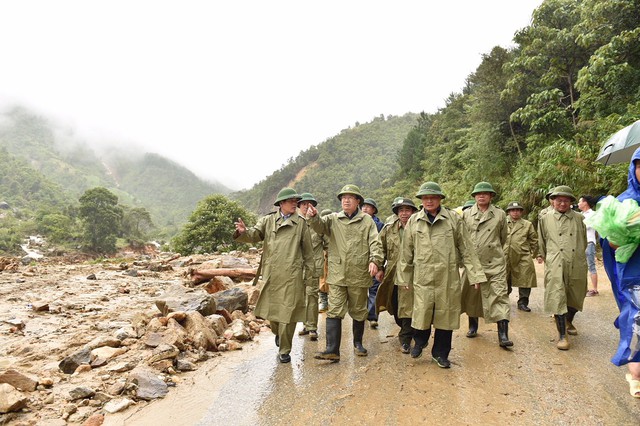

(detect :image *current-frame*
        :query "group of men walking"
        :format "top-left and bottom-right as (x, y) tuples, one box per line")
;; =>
(233, 181), (589, 367)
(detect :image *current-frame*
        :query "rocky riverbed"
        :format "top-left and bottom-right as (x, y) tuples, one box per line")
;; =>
(0, 249), (265, 425)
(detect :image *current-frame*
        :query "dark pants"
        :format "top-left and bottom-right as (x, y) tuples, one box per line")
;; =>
(508, 283), (532, 306)
(391, 286), (414, 344)
(367, 277), (380, 321)
(413, 328), (453, 359)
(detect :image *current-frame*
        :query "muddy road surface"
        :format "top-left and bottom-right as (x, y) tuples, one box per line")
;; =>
(106, 263), (640, 426)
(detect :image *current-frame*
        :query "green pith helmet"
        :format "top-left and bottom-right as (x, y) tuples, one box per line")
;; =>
(549, 185), (576, 202)
(274, 187), (302, 206)
(506, 201), (525, 211)
(363, 198), (378, 214)
(320, 209), (333, 217)
(416, 182), (446, 199)
(544, 187), (554, 201)
(391, 196), (404, 210)
(297, 192), (318, 207)
(392, 198), (418, 215)
(471, 181), (497, 196)
(462, 200), (475, 210)
(337, 184), (365, 205)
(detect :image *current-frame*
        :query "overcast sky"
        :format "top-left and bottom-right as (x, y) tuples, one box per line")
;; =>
(0, 1), (543, 190)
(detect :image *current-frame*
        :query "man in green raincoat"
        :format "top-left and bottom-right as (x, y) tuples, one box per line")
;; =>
(504, 202), (539, 312)
(397, 182), (485, 367)
(234, 188), (314, 363)
(537, 185), (588, 350)
(374, 197), (419, 354)
(297, 193), (324, 341)
(461, 182), (513, 348)
(306, 184), (383, 361)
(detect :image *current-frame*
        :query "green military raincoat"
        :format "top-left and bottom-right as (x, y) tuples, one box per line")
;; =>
(537, 209), (588, 314)
(234, 211), (314, 324)
(397, 207), (485, 330)
(308, 210), (383, 288)
(375, 217), (413, 318)
(461, 204), (510, 322)
(504, 217), (538, 288)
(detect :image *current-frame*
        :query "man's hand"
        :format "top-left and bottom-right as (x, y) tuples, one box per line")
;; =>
(234, 217), (247, 234)
(369, 262), (378, 277)
(307, 204), (318, 217)
(474, 283), (480, 290)
(375, 270), (384, 282)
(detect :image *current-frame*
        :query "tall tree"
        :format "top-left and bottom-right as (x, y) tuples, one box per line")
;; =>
(79, 187), (122, 254)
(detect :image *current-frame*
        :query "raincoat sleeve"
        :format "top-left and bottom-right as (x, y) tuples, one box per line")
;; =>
(368, 221), (383, 267)
(396, 218), (415, 287)
(233, 215), (268, 244)
(537, 219), (546, 259)
(377, 225), (389, 270)
(499, 213), (508, 246)
(308, 213), (331, 236)
(301, 221), (316, 281)
(456, 217), (486, 285)
(528, 222), (539, 258)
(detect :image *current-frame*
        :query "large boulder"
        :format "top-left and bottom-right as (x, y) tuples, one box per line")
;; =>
(129, 368), (168, 401)
(213, 287), (248, 313)
(183, 311), (218, 351)
(0, 370), (38, 392)
(155, 284), (217, 316)
(0, 383), (28, 414)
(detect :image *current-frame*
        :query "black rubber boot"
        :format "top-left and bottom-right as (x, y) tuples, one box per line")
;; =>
(566, 307), (578, 335)
(497, 320), (513, 348)
(466, 317), (478, 338)
(314, 317), (341, 361)
(353, 320), (368, 356)
(554, 314), (570, 350)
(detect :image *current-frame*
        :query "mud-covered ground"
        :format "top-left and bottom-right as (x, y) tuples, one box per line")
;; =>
(2, 255), (639, 425)
(0, 251), (265, 425)
(106, 263), (640, 426)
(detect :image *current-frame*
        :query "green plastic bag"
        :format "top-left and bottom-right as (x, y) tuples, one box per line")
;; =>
(585, 196), (640, 263)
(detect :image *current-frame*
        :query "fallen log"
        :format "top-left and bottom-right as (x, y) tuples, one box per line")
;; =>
(190, 268), (257, 284)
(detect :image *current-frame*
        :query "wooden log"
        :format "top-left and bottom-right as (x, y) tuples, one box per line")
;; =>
(191, 268), (257, 284)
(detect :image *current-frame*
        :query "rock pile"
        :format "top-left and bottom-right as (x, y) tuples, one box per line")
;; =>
(0, 251), (266, 424)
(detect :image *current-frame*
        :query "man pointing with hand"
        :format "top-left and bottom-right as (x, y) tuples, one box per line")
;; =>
(234, 187), (314, 364)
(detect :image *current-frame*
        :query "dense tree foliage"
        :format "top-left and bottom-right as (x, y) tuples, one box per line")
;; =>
(388, 0), (640, 218)
(78, 187), (123, 253)
(172, 195), (256, 254)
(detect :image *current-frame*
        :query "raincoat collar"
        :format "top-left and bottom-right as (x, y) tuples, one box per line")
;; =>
(470, 203), (496, 224)
(277, 211), (301, 226)
(337, 209), (364, 221)
(417, 206), (449, 224)
(618, 147), (640, 202)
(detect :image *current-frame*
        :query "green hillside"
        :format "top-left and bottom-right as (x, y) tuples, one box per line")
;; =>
(233, 113), (418, 217)
(0, 148), (72, 211)
(0, 106), (230, 234)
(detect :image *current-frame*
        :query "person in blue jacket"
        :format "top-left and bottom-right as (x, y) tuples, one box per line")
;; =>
(601, 147), (640, 398)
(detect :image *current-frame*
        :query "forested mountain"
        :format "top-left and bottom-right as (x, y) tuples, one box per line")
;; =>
(384, 0), (640, 217)
(0, 106), (230, 233)
(233, 113), (418, 216)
